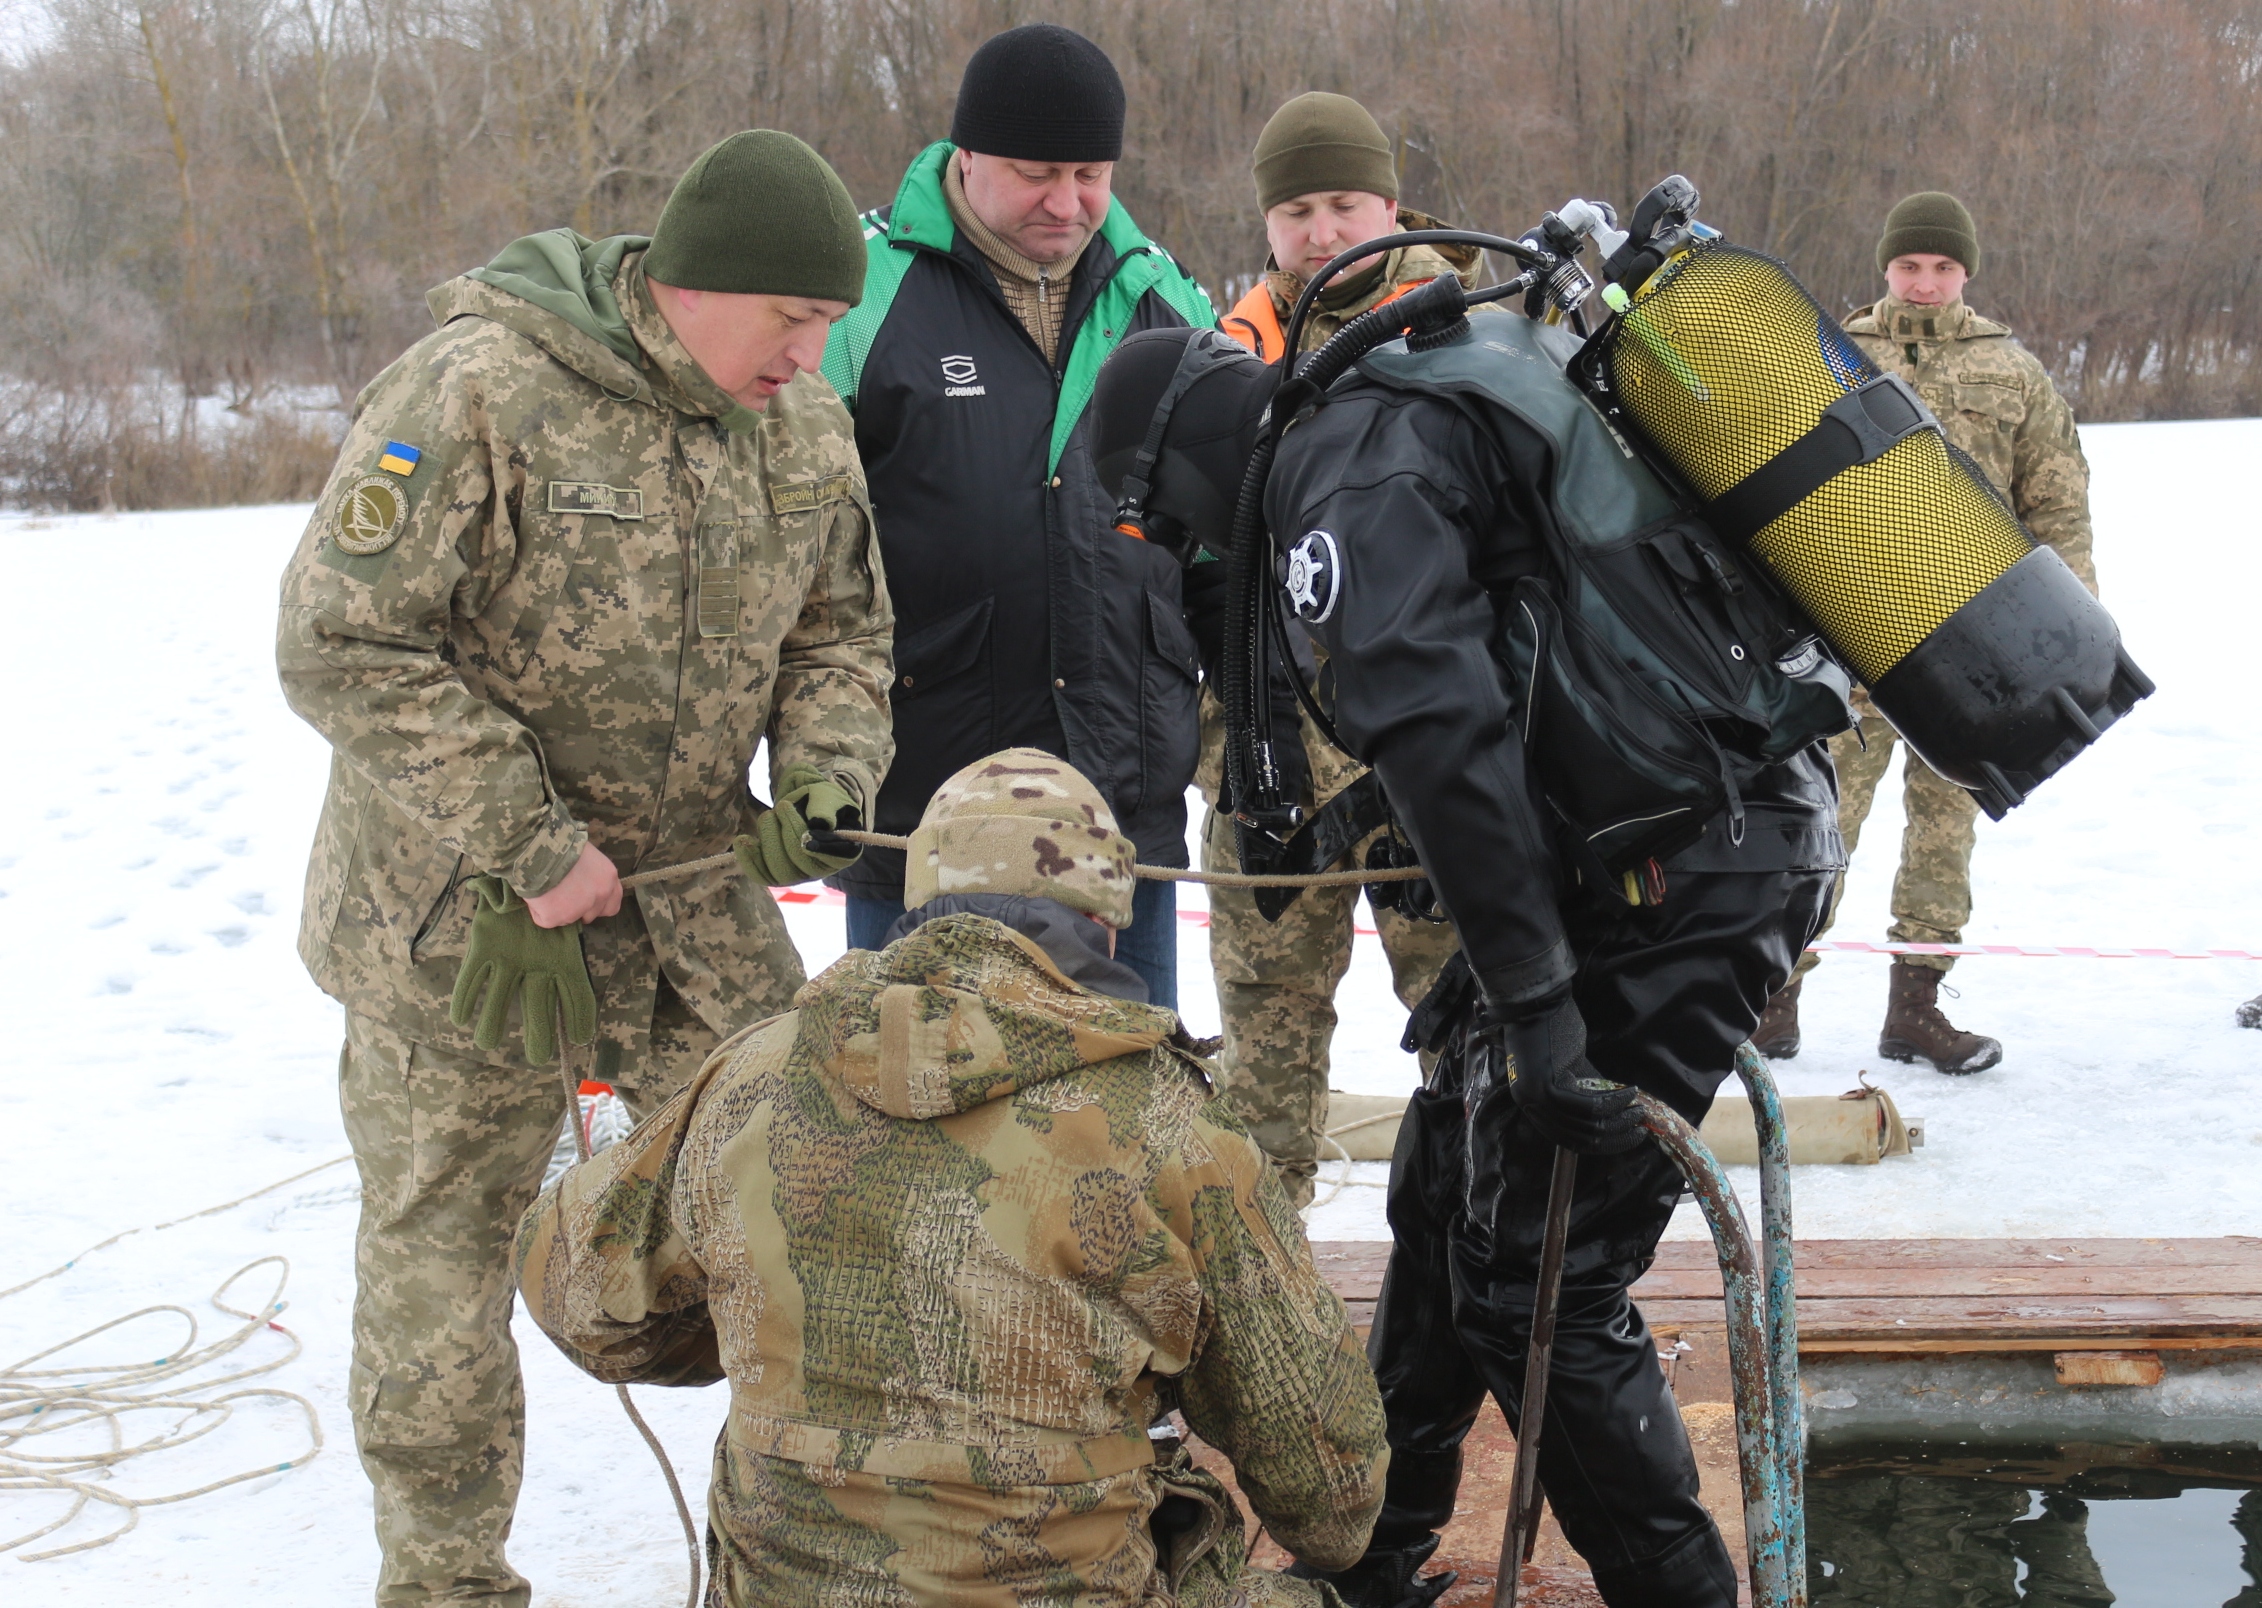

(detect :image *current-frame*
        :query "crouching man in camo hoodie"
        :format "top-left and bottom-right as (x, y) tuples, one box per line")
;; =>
(515, 747), (1386, 1607)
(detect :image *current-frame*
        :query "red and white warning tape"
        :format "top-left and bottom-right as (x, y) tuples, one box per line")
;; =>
(1804, 940), (2262, 960)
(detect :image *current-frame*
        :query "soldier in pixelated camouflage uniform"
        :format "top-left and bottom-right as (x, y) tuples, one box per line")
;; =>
(1195, 92), (1469, 1208)
(277, 131), (893, 1606)
(1757, 191), (2097, 1076)
(516, 748), (1388, 1606)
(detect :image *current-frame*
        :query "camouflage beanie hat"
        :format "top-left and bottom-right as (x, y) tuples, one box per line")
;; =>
(904, 749), (1138, 927)
(645, 130), (866, 306)
(1877, 191), (1980, 278)
(1252, 92), (1398, 213)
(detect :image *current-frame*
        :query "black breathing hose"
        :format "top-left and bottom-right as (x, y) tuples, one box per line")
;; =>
(1221, 230), (1548, 839)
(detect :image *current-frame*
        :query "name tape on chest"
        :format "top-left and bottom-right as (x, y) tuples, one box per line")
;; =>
(548, 481), (645, 521)
(770, 473), (855, 516)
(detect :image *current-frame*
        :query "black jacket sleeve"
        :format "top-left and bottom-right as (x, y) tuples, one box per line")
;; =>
(1266, 387), (1575, 1008)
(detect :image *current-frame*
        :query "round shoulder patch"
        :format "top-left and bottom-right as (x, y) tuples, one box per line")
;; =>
(1285, 529), (1342, 625)
(333, 474), (408, 556)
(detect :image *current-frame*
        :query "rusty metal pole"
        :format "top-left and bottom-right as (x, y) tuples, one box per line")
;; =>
(1735, 1043), (1807, 1607)
(1636, 1093), (1789, 1608)
(1495, 1145), (1578, 1607)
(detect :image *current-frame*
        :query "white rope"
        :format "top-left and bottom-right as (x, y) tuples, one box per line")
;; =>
(0, 1257), (324, 1561)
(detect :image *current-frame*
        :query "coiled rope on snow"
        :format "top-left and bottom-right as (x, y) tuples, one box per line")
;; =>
(0, 1158), (350, 1561)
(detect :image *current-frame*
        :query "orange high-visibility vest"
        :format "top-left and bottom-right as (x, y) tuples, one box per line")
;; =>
(1220, 276), (1440, 363)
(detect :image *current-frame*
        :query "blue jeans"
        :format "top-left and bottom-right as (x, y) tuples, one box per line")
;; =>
(846, 879), (1178, 1010)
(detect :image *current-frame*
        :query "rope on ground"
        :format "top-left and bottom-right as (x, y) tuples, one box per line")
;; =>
(0, 1154), (352, 1305)
(0, 1257), (324, 1562)
(613, 837), (1430, 892)
(557, 1049), (703, 1608)
(1305, 1119), (1395, 1214)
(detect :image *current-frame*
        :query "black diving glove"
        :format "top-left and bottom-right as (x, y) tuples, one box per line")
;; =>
(1487, 994), (1645, 1156)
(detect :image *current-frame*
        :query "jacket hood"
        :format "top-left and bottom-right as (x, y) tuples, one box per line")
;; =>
(430, 229), (764, 428)
(792, 913), (1177, 1120)
(428, 230), (653, 398)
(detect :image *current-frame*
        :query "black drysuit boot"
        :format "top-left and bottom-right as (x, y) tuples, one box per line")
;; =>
(1365, 866), (1833, 1608)
(1285, 1532), (1457, 1608)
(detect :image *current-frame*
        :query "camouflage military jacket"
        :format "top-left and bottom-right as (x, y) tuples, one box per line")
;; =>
(278, 240), (894, 1067)
(1844, 296), (2096, 592)
(516, 915), (1387, 1606)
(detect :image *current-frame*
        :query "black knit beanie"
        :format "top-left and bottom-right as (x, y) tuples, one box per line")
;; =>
(645, 130), (866, 305)
(1877, 191), (1981, 278)
(950, 24), (1125, 162)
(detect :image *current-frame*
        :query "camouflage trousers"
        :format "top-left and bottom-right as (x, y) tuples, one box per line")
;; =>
(1793, 707), (1978, 983)
(339, 978), (719, 1607)
(1202, 805), (1460, 1209)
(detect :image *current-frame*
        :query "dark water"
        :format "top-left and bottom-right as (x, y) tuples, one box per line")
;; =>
(1808, 1442), (2262, 1607)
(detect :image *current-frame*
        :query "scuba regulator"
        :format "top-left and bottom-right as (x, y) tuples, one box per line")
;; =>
(1208, 174), (2151, 910)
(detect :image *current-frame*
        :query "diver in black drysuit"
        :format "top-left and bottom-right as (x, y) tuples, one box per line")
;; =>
(1091, 319), (1844, 1608)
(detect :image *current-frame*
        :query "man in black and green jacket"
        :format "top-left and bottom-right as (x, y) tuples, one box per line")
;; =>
(819, 23), (1215, 1006)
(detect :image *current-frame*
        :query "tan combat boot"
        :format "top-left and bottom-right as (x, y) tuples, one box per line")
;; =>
(1752, 978), (1803, 1060)
(1879, 960), (2001, 1074)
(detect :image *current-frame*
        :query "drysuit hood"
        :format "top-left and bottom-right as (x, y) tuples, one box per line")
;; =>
(795, 913), (1176, 1121)
(1092, 326), (1274, 560)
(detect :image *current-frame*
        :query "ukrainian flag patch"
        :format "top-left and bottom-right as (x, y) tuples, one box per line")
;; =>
(376, 441), (422, 477)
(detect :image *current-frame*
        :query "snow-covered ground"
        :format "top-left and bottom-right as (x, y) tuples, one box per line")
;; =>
(1, 418), (2256, 1601)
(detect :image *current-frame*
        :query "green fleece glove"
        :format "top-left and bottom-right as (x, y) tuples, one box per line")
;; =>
(734, 764), (861, 886)
(447, 876), (598, 1065)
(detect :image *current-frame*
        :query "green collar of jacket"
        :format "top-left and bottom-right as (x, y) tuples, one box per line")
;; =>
(822, 141), (1216, 474)
(448, 230), (762, 432)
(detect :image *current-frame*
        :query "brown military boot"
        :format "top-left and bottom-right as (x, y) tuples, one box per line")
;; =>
(1879, 961), (2001, 1074)
(1752, 978), (1803, 1060)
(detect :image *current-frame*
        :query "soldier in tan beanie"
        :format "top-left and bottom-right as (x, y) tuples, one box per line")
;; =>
(886, 746), (1147, 997)
(516, 748), (1388, 1601)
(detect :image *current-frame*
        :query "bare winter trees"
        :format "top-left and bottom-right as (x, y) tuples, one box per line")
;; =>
(0, 0), (2256, 507)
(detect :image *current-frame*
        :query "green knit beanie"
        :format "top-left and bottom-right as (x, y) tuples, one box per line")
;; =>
(645, 130), (866, 306)
(1252, 92), (1397, 213)
(1877, 191), (1980, 278)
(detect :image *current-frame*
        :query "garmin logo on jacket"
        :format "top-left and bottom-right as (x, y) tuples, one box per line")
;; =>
(939, 354), (986, 398)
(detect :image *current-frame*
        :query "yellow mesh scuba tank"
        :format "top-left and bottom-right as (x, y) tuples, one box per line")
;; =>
(1575, 181), (2151, 816)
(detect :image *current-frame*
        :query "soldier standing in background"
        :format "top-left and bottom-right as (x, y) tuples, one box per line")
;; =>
(277, 132), (894, 1605)
(1197, 92), (1468, 1208)
(516, 749), (1387, 1608)
(1756, 191), (2097, 1075)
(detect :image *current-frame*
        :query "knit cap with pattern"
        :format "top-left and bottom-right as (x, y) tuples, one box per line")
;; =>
(943, 155), (1090, 367)
(903, 748), (1138, 927)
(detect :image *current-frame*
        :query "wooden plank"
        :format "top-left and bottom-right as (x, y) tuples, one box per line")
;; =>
(1643, 1237), (2262, 1271)
(1631, 1266), (2262, 1300)
(1308, 1240), (2262, 1349)
(1799, 1336), (2262, 1355)
(1636, 1295), (2262, 1341)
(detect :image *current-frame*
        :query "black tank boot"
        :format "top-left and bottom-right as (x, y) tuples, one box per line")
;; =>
(1285, 1532), (1457, 1608)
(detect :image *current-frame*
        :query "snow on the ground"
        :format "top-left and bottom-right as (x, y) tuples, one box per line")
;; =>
(0, 418), (2256, 1600)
